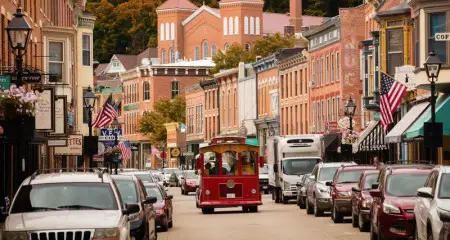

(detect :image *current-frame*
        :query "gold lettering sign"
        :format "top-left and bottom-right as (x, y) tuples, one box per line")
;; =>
(54, 134), (83, 156)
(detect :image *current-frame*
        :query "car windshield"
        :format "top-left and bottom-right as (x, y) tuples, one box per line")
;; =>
(318, 167), (339, 181)
(114, 179), (138, 204)
(439, 173), (450, 198)
(185, 171), (199, 179)
(386, 173), (429, 197)
(363, 173), (379, 190)
(10, 183), (118, 213)
(337, 170), (366, 184)
(164, 169), (177, 175)
(282, 158), (318, 175)
(259, 165), (269, 174)
(145, 186), (163, 201)
(134, 173), (154, 183)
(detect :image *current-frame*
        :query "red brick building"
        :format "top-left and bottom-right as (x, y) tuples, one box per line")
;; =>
(185, 83), (205, 167)
(200, 78), (220, 142)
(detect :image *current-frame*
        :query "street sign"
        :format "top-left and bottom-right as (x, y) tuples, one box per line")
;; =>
(0, 75), (11, 90)
(11, 71), (42, 83)
(435, 33), (450, 41)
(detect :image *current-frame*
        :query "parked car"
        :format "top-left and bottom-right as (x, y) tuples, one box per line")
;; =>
(370, 164), (433, 240)
(151, 172), (165, 187)
(111, 174), (158, 240)
(351, 170), (379, 232)
(259, 164), (270, 194)
(180, 170), (199, 195)
(296, 174), (311, 209)
(162, 168), (179, 186)
(143, 183), (174, 232)
(327, 165), (377, 223)
(414, 165), (450, 240)
(3, 170), (140, 240)
(120, 171), (156, 184)
(120, 168), (140, 173)
(306, 162), (356, 217)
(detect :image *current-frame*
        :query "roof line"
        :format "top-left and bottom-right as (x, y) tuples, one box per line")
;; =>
(182, 5), (221, 26)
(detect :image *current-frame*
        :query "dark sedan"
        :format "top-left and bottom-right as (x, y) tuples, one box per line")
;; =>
(144, 183), (174, 232)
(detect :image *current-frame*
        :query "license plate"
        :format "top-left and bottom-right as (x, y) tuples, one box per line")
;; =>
(226, 193), (235, 198)
(263, 186), (268, 189)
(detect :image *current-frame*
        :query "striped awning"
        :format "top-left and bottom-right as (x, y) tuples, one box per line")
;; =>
(359, 121), (388, 152)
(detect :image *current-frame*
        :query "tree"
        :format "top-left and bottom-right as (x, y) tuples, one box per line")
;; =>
(138, 96), (186, 147)
(252, 32), (295, 58)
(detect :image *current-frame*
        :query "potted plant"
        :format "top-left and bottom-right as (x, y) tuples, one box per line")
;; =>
(105, 146), (122, 164)
(0, 84), (39, 141)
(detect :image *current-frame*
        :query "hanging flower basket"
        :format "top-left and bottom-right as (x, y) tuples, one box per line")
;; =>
(105, 146), (122, 164)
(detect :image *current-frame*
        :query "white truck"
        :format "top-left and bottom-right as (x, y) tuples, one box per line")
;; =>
(268, 135), (324, 204)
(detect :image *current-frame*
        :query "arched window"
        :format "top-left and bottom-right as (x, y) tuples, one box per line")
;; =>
(194, 46), (200, 60)
(244, 16), (249, 35)
(160, 23), (165, 41)
(223, 17), (228, 35)
(161, 49), (166, 64)
(229, 17), (233, 35)
(203, 41), (209, 59)
(250, 17), (255, 35)
(143, 82), (150, 101)
(169, 48), (174, 63)
(224, 43), (230, 51)
(165, 23), (170, 40)
(170, 22), (175, 40)
(211, 45), (217, 56)
(245, 43), (250, 51)
(234, 17), (239, 35)
(255, 17), (260, 35)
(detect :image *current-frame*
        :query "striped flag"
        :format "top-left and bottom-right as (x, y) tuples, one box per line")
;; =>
(92, 94), (118, 128)
(119, 141), (131, 164)
(380, 72), (407, 131)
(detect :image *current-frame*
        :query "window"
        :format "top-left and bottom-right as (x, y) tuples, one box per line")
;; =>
(225, 43), (230, 51)
(294, 71), (298, 96)
(82, 35), (91, 66)
(331, 98), (335, 121)
(305, 69), (308, 94)
(326, 56), (329, 83)
(165, 23), (170, 41)
(256, 17), (260, 35)
(171, 81), (179, 99)
(245, 43), (250, 51)
(212, 45), (217, 56)
(250, 17), (255, 35)
(229, 17), (233, 36)
(143, 82), (150, 101)
(337, 96), (340, 120)
(241, 151), (257, 175)
(196, 105), (203, 134)
(327, 99), (330, 122)
(170, 22), (175, 40)
(331, 54), (335, 82)
(194, 46), (200, 60)
(223, 17), (228, 35)
(300, 69), (303, 94)
(336, 52), (340, 80)
(169, 48), (174, 63)
(387, 28), (404, 75)
(203, 41), (209, 59)
(161, 49), (166, 64)
(280, 75), (284, 99)
(244, 16), (249, 34)
(414, 17), (420, 68)
(234, 17), (239, 35)
(49, 42), (63, 82)
(320, 58), (323, 85)
(428, 13), (447, 63)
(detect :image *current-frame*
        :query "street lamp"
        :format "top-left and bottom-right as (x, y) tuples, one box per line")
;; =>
(424, 49), (442, 164)
(111, 118), (120, 174)
(6, 8), (32, 87)
(344, 97), (357, 133)
(84, 86), (96, 168)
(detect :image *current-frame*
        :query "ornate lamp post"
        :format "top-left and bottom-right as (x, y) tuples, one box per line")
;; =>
(424, 49), (442, 164)
(344, 97), (357, 133)
(6, 8), (32, 87)
(84, 86), (96, 168)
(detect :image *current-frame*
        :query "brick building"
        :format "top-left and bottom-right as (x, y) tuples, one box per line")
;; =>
(185, 83), (204, 167)
(215, 67), (239, 135)
(200, 78), (219, 142)
(156, 0), (325, 63)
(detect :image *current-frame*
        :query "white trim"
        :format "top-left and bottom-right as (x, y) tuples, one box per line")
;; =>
(219, 1), (264, 6)
(182, 5), (221, 26)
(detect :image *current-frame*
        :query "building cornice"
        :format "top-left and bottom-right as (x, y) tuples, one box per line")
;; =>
(214, 67), (239, 78)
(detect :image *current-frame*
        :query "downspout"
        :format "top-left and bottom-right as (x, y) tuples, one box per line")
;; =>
(361, 40), (372, 107)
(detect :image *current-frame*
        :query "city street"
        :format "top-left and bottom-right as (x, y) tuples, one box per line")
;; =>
(159, 188), (368, 240)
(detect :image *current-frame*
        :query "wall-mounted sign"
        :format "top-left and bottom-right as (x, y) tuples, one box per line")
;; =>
(49, 96), (67, 137)
(171, 148), (181, 157)
(395, 65), (417, 90)
(0, 75), (11, 90)
(54, 134), (83, 156)
(99, 128), (123, 141)
(435, 33), (450, 41)
(11, 71), (42, 83)
(48, 139), (68, 147)
(34, 87), (55, 132)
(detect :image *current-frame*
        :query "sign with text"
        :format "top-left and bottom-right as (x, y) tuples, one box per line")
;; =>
(0, 75), (11, 90)
(99, 128), (123, 141)
(55, 134), (83, 156)
(435, 33), (450, 41)
(35, 87), (55, 131)
(48, 139), (68, 147)
(11, 71), (42, 83)
(49, 96), (67, 137)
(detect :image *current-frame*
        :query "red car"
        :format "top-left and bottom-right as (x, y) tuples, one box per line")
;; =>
(180, 170), (199, 195)
(351, 170), (379, 232)
(144, 183), (174, 232)
(369, 164), (433, 240)
(327, 165), (377, 223)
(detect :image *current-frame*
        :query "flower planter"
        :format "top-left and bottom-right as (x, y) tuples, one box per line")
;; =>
(3, 116), (35, 142)
(105, 154), (122, 164)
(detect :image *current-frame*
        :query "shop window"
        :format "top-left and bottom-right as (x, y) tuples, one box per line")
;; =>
(428, 12), (447, 63)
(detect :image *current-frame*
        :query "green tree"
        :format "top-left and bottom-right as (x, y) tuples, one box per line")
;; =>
(252, 32), (295, 58)
(138, 96), (186, 146)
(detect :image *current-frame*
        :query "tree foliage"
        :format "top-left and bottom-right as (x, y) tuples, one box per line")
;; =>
(138, 96), (186, 147)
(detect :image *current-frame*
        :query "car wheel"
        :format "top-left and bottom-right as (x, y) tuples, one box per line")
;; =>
(275, 189), (281, 203)
(332, 204), (343, 223)
(160, 216), (169, 232)
(249, 206), (258, 212)
(370, 223), (378, 240)
(306, 197), (313, 214)
(242, 206), (249, 212)
(282, 194), (288, 204)
(352, 213), (358, 228)
(299, 197), (306, 209)
(314, 198), (323, 217)
(201, 208), (214, 214)
(427, 226), (433, 240)
(358, 213), (369, 232)
(168, 217), (173, 228)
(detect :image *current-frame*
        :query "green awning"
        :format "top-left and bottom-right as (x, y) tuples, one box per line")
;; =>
(405, 94), (450, 139)
(246, 138), (259, 146)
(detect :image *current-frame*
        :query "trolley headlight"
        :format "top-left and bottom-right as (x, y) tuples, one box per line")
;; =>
(205, 189), (211, 195)
(3, 231), (28, 240)
(251, 189), (257, 194)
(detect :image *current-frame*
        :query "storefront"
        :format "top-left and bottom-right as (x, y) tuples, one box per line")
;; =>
(355, 121), (388, 163)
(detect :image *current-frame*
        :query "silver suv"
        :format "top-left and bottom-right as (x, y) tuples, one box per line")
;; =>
(305, 162), (356, 217)
(2, 169), (139, 240)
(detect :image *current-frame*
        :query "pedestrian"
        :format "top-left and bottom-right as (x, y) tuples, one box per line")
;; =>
(373, 156), (384, 169)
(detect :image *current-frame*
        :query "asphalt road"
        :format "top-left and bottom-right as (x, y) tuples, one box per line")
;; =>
(158, 187), (369, 240)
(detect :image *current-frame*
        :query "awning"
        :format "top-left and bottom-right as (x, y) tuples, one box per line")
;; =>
(405, 94), (450, 139)
(246, 138), (259, 146)
(385, 102), (430, 143)
(358, 121), (388, 152)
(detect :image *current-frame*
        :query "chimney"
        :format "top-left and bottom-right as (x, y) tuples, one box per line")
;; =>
(256, 56), (262, 61)
(289, 0), (303, 33)
(284, 25), (295, 36)
(238, 62), (245, 78)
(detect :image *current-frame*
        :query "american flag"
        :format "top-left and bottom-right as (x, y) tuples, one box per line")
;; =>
(380, 72), (407, 131)
(92, 94), (118, 128)
(119, 141), (131, 164)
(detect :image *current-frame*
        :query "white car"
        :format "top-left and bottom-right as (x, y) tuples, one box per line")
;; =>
(414, 165), (450, 240)
(3, 170), (139, 240)
(162, 168), (178, 186)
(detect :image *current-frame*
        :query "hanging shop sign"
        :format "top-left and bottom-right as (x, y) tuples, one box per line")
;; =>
(11, 70), (42, 84)
(99, 128), (123, 141)
(0, 75), (11, 90)
(54, 134), (83, 156)
(34, 87), (55, 132)
(49, 95), (68, 137)
(171, 148), (181, 157)
(48, 139), (68, 147)
(435, 33), (450, 41)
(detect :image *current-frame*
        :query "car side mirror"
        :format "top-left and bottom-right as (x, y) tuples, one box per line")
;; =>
(417, 187), (433, 199)
(143, 196), (157, 204)
(325, 181), (333, 187)
(123, 203), (140, 215)
(371, 183), (379, 189)
(352, 186), (361, 192)
(166, 195), (173, 200)
(273, 163), (278, 173)
(370, 189), (381, 198)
